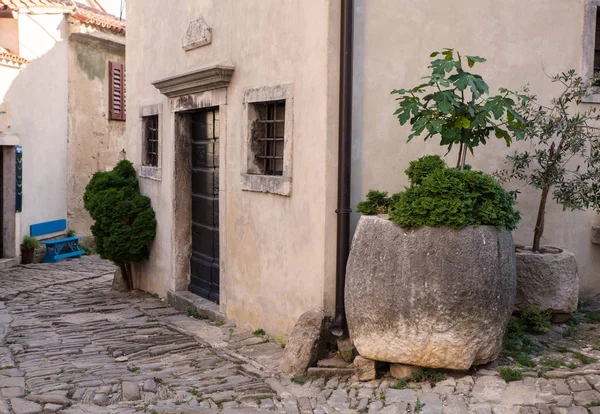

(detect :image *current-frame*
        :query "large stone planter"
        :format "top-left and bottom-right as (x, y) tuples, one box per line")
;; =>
(514, 247), (578, 315)
(345, 216), (516, 370)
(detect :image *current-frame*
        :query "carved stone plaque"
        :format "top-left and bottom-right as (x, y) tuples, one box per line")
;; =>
(182, 17), (212, 51)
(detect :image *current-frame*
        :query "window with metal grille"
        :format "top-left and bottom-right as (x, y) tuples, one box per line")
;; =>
(251, 101), (285, 176)
(143, 115), (159, 167)
(108, 61), (126, 121)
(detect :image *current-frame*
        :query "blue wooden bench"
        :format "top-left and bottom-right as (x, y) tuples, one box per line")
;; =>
(30, 219), (84, 263)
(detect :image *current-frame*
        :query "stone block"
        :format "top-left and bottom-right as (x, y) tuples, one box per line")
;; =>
(390, 363), (422, 379)
(280, 309), (329, 374)
(354, 356), (376, 381)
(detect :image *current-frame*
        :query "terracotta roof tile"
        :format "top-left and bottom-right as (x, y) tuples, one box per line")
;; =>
(71, 2), (125, 35)
(0, 0), (70, 10)
(0, 51), (29, 67)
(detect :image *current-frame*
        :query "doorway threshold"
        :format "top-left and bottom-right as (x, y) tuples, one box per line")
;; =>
(0, 257), (18, 270)
(167, 290), (228, 323)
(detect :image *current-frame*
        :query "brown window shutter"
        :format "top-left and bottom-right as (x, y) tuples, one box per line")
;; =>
(109, 61), (125, 121)
(122, 64), (126, 120)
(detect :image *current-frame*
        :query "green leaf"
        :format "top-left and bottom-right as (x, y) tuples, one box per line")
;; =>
(466, 55), (486, 68)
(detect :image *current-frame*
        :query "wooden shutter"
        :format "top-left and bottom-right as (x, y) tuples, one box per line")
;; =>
(109, 61), (126, 121)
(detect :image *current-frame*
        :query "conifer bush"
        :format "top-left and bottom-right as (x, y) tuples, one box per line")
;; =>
(389, 160), (520, 230)
(83, 160), (156, 289)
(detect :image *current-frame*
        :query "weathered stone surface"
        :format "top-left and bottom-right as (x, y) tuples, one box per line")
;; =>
(337, 336), (356, 363)
(182, 17), (212, 50)
(390, 363), (422, 380)
(280, 309), (328, 374)
(121, 382), (140, 401)
(10, 398), (42, 414)
(515, 248), (578, 314)
(346, 216), (516, 369)
(354, 356), (376, 381)
(43, 404), (62, 413)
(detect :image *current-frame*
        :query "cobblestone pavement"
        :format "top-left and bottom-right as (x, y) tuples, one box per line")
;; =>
(2, 257), (600, 413)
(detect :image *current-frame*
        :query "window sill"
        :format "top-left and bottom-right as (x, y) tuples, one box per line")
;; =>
(582, 93), (600, 103)
(241, 173), (291, 196)
(139, 165), (162, 181)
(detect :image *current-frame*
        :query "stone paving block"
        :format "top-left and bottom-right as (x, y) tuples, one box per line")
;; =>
(10, 398), (43, 414)
(556, 395), (573, 407)
(381, 402), (408, 413)
(419, 392), (443, 414)
(567, 376), (591, 392)
(0, 376), (24, 388)
(470, 376), (508, 405)
(0, 386), (23, 398)
(43, 403), (63, 413)
(534, 403), (552, 414)
(368, 400), (384, 413)
(550, 408), (567, 414)
(121, 381), (140, 401)
(589, 407), (600, 414)
(566, 407), (587, 414)
(572, 389), (600, 406)
(384, 388), (418, 404)
(0, 399), (8, 414)
(552, 379), (571, 395)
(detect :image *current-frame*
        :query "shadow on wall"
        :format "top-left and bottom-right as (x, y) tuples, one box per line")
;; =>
(4, 15), (69, 240)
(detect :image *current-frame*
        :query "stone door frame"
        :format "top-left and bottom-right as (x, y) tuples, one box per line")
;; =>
(153, 64), (233, 299)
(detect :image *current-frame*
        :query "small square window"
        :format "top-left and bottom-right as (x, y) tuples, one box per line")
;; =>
(242, 84), (293, 196)
(251, 101), (286, 176)
(143, 115), (159, 167)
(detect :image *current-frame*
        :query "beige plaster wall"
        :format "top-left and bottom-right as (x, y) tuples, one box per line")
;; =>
(4, 13), (69, 244)
(67, 33), (126, 237)
(127, 0), (339, 334)
(352, 0), (600, 296)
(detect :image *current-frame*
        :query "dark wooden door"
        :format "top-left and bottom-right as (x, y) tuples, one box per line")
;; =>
(189, 109), (220, 302)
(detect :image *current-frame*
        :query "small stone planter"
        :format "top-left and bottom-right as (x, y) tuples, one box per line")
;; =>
(515, 246), (579, 317)
(345, 216), (517, 370)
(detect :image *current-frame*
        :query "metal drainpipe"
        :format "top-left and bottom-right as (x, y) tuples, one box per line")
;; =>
(330, 0), (354, 337)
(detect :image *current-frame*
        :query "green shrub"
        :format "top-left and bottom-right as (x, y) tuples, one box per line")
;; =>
(22, 236), (40, 250)
(572, 352), (597, 365)
(498, 367), (523, 382)
(389, 160), (520, 230)
(66, 229), (76, 237)
(410, 368), (447, 384)
(405, 155), (447, 185)
(520, 307), (551, 334)
(83, 160), (156, 289)
(356, 190), (391, 215)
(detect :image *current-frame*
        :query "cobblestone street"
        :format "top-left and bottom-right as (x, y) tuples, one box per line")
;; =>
(2, 257), (600, 413)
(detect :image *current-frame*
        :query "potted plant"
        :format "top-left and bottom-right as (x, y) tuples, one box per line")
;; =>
(497, 70), (600, 320)
(21, 235), (40, 264)
(346, 50), (524, 370)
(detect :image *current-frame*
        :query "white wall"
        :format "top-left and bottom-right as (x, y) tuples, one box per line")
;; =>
(4, 13), (69, 241)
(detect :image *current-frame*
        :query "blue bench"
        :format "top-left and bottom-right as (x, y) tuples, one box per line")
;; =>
(30, 220), (84, 263)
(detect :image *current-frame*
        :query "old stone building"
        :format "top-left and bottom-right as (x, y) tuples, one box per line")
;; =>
(0, 0), (126, 263)
(126, 0), (600, 335)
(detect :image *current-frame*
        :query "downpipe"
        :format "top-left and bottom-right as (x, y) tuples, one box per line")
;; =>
(330, 0), (354, 337)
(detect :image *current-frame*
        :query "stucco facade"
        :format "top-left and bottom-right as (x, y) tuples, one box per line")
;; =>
(0, 1), (126, 262)
(67, 20), (126, 237)
(127, 0), (600, 335)
(126, 0), (340, 335)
